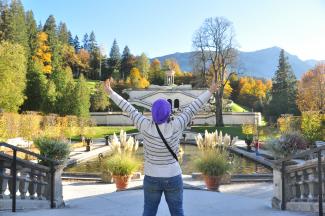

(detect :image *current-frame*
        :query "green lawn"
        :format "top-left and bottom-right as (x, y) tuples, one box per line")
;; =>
(231, 103), (248, 112)
(72, 126), (138, 140)
(73, 79), (100, 95)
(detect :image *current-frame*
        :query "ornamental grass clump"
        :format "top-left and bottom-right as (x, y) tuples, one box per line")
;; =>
(195, 130), (235, 178)
(102, 130), (141, 180)
(109, 130), (139, 156)
(195, 129), (237, 152)
(195, 149), (231, 177)
(103, 154), (140, 176)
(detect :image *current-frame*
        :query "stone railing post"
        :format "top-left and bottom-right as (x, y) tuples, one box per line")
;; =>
(46, 164), (65, 208)
(272, 168), (285, 209)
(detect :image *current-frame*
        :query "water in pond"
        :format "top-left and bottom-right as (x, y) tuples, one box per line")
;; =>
(65, 145), (271, 174)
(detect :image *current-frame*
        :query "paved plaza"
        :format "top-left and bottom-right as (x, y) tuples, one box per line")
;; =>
(2, 180), (314, 216)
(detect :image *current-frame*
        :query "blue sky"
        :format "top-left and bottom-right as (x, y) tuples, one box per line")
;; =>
(22, 0), (325, 60)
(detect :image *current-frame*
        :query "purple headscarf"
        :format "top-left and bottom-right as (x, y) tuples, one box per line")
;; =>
(151, 99), (171, 124)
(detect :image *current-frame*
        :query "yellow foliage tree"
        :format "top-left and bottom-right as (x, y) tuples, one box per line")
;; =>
(129, 67), (150, 89)
(33, 32), (52, 74)
(297, 64), (325, 112)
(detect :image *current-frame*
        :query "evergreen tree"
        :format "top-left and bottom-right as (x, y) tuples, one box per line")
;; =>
(37, 21), (42, 31)
(88, 31), (100, 79)
(72, 74), (90, 117)
(52, 66), (75, 115)
(0, 42), (27, 112)
(73, 35), (81, 52)
(9, 0), (28, 47)
(57, 22), (69, 44)
(82, 33), (89, 51)
(25, 10), (38, 57)
(108, 39), (120, 79)
(268, 49), (299, 119)
(120, 46), (135, 80)
(136, 53), (150, 79)
(0, 1), (9, 41)
(40, 79), (56, 113)
(22, 11), (44, 111)
(88, 31), (97, 52)
(23, 62), (47, 111)
(43, 15), (57, 47)
(68, 31), (74, 46)
(90, 82), (109, 111)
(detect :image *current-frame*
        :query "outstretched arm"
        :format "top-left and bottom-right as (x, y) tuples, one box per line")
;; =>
(173, 77), (219, 130)
(104, 79), (150, 132)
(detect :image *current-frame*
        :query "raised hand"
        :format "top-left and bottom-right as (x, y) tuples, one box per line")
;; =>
(209, 75), (219, 93)
(104, 78), (113, 95)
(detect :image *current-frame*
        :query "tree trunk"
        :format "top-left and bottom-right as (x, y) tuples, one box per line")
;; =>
(215, 92), (224, 126)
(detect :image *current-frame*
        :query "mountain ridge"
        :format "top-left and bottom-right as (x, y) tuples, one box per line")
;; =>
(151, 47), (321, 79)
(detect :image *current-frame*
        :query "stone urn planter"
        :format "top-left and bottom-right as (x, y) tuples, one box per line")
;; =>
(245, 137), (253, 151)
(101, 171), (113, 183)
(112, 175), (131, 190)
(203, 175), (222, 191)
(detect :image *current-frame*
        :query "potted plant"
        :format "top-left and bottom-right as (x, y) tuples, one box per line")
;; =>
(33, 137), (71, 207)
(195, 130), (234, 191)
(34, 137), (71, 166)
(195, 149), (231, 191)
(103, 154), (139, 190)
(101, 130), (141, 189)
(242, 123), (254, 151)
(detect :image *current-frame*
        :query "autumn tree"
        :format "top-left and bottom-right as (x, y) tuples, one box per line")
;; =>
(136, 53), (150, 79)
(43, 15), (62, 72)
(33, 32), (52, 74)
(162, 59), (182, 77)
(149, 58), (164, 85)
(128, 67), (150, 89)
(75, 48), (90, 77)
(297, 64), (325, 112)
(192, 17), (238, 126)
(236, 77), (272, 112)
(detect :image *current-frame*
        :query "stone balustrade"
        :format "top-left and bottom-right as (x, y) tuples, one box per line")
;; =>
(273, 153), (325, 213)
(0, 152), (64, 211)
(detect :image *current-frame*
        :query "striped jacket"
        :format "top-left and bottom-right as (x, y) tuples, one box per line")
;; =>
(110, 90), (212, 177)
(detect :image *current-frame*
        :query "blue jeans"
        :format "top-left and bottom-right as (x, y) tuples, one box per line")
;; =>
(143, 174), (184, 216)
